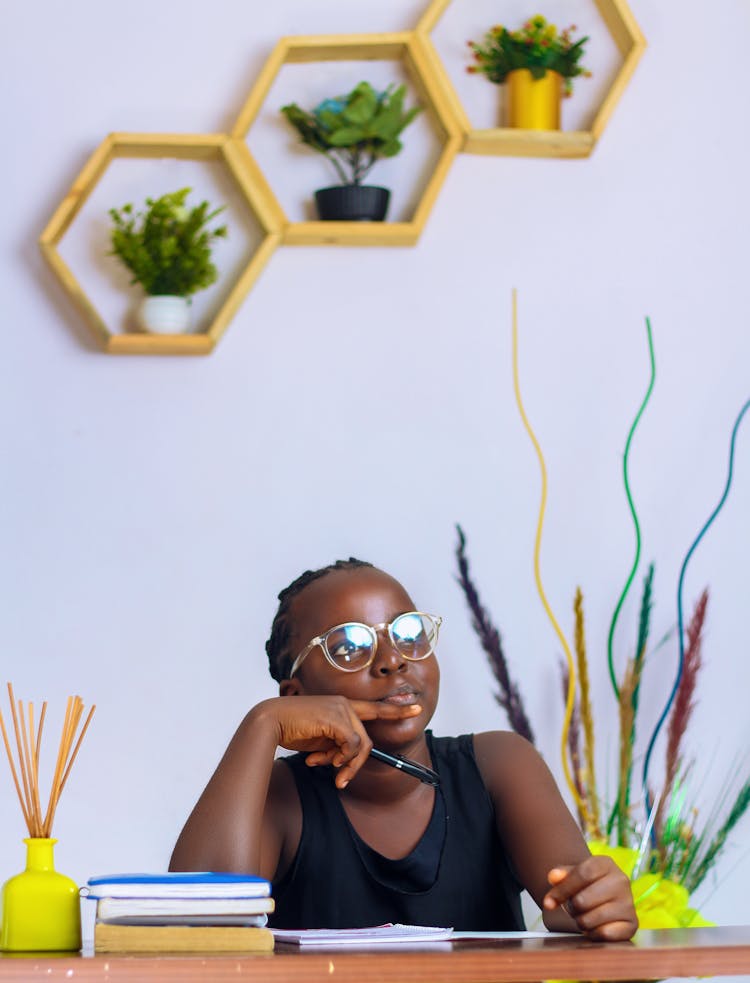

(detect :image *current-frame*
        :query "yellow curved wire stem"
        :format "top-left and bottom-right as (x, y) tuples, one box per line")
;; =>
(511, 290), (582, 811)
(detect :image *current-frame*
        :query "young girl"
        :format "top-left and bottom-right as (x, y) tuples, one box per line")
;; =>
(170, 559), (637, 940)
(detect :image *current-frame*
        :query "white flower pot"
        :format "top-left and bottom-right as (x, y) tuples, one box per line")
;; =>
(139, 295), (191, 334)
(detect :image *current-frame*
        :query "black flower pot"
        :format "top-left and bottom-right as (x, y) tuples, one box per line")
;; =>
(314, 185), (391, 222)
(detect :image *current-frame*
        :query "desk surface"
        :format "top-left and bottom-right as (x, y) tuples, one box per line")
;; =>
(1, 926), (749, 981)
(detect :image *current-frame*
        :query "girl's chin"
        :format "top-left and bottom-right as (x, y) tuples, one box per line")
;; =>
(365, 713), (430, 747)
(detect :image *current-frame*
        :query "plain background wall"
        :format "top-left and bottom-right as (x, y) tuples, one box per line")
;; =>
(2, 0), (749, 961)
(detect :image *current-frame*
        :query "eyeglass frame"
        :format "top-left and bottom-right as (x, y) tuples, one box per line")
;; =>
(287, 611), (443, 679)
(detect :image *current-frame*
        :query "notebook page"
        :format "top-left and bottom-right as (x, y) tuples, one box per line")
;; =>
(272, 923), (453, 945)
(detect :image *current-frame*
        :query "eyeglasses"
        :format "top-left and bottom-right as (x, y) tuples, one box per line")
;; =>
(288, 611), (442, 678)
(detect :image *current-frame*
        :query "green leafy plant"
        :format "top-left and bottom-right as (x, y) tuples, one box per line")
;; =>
(467, 15), (591, 96)
(280, 81), (421, 186)
(109, 188), (227, 298)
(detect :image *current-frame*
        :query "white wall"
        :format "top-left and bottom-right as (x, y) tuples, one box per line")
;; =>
(2, 0), (749, 954)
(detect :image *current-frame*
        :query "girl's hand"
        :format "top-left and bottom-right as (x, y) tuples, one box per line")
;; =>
(253, 695), (422, 789)
(543, 855), (638, 941)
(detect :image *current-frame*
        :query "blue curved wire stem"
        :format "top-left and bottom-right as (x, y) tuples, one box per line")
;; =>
(642, 397), (750, 809)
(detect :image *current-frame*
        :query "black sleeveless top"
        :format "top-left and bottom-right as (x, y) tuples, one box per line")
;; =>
(269, 732), (525, 930)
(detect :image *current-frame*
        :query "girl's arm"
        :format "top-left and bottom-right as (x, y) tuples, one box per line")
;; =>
(473, 730), (637, 941)
(169, 695), (421, 880)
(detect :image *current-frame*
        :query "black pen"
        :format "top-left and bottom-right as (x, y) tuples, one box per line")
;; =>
(369, 747), (441, 787)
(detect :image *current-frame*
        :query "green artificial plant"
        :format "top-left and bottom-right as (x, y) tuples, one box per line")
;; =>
(108, 188), (227, 297)
(280, 81), (421, 186)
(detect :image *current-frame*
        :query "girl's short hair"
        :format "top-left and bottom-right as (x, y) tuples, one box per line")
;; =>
(265, 558), (373, 682)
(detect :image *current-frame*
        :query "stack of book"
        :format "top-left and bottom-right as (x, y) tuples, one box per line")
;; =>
(86, 872), (274, 953)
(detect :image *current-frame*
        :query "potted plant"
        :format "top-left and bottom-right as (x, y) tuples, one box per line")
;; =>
(467, 15), (590, 130)
(280, 81), (421, 222)
(108, 187), (227, 334)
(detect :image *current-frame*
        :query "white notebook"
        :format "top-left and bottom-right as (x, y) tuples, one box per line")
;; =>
(272, 923), (453, 946)
(94, 895), (274, 926)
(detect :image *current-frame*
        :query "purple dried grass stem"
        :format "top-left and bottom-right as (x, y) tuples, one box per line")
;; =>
(455, 525), (535, 744)
(657, 589), (708, 837)
(667, 589), (707, 771)
(560, 660), (587, 826)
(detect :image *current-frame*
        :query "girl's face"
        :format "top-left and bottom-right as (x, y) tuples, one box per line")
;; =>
(279, 567), (440, 750)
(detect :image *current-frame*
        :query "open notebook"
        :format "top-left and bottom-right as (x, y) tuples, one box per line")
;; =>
(272, 923), (453, 946)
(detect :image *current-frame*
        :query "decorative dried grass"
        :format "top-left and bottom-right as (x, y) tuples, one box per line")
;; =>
(573, 587), (602, 839)
(455, 525), (535, 744)
(656, 589), (708, 839)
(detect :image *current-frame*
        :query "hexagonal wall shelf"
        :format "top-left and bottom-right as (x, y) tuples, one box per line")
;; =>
(231, 33), (462, 246)
(40, 133), (284, 355)
(417, 0), (646, 157)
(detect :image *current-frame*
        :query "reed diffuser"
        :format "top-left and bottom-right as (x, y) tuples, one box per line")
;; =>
(0, 683), (95, 951)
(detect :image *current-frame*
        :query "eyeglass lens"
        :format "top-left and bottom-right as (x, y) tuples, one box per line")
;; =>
(325, 613), (437, 671)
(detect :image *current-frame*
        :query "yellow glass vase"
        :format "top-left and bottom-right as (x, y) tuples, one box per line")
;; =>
(506, 68), (562, 130)
(0, 838), (81, 951)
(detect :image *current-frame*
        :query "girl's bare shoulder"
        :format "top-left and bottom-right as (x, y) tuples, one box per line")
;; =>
(472, 730), (557, 791)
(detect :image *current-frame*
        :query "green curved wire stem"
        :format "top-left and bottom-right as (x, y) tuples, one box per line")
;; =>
(606, 318), (656, 700)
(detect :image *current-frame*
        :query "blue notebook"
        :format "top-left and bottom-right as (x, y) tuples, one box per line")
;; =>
(86, 872), (271, 899)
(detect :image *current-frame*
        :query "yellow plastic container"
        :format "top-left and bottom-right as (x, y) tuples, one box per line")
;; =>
(0, 838), (81, 951)
(506, 68), (562, 130)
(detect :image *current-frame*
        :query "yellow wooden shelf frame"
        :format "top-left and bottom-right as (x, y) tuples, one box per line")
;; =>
(416, 0), (646, 158)
(39, 133), (284, 355)
(230, 33), (463, 246)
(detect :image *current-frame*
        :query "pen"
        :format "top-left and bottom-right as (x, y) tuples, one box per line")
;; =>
(369, 747), (441, 787)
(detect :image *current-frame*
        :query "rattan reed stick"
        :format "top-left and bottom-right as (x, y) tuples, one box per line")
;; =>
(0, 712), (30, 829)
(44, 697), (74, 834)
(8, 687), (34, 828)
(44, 698), (85, 836)
(35, 701), (47, 768)
(59, 705), (96, 796)
(0, 684), (95, 838)
(28, 704), (45, 837)
(18, 703), (40, 836)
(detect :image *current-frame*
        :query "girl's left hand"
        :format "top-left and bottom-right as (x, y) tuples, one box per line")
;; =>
(543, 855), (638, 941)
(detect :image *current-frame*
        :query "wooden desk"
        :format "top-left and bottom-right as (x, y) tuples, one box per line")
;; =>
(1, 926), (749, 981)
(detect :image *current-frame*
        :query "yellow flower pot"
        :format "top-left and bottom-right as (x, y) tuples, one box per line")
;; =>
(506, 69), (562, 130)
(0, 839), (81, 951)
